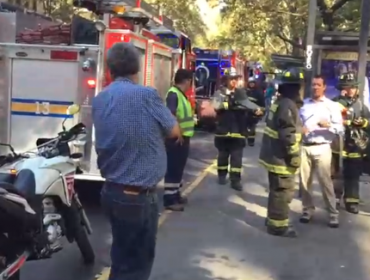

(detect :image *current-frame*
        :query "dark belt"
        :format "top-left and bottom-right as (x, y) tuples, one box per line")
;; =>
(106, 182), (156, 195)
(302, 142), (329, 146)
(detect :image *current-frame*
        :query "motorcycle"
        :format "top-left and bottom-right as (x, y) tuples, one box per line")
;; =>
(0, 104), (94, 280)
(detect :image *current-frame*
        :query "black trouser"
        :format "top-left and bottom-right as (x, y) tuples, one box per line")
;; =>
(266, 172), (295, 231)
(342, 158), (362, 206)
(215, 137), (244, 182)
(163, 137), (190, 206)
(101, 183), (158, 280)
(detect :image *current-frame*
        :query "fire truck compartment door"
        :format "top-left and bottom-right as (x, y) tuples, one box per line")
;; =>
(135, 47), (145, 85)
(10, 59), (79, 152)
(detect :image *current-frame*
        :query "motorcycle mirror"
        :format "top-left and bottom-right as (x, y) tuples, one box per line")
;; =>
(62, 104), (80, 131)
(67, 104), (81, 115)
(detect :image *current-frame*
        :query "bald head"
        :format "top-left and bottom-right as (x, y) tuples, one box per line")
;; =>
(106, 42), (140, 81)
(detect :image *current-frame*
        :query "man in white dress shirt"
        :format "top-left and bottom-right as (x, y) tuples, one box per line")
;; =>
(299, 75), (344, 228)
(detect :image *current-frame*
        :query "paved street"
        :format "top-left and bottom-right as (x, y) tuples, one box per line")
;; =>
(150, 132), (370, 280)
(21, 128), (370, 280)
(21, 131), (217, 280)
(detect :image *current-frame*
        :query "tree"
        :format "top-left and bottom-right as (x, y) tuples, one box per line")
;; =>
(147, 0), (207, 43)
(207, 0), (362, 62)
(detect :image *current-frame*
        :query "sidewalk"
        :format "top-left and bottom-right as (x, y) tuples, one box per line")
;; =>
(150, 133), (370, 280)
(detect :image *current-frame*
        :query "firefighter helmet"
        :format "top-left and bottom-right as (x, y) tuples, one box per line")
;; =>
(279, 68), (304, 84)
(337, 72), (359, 88)
(224, 67), (241, 78)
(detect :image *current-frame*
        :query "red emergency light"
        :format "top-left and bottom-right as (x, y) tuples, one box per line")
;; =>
(50, 50), (78, 61)
(87, 79), (96, 88)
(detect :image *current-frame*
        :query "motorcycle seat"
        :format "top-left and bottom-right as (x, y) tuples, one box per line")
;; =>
(0, 182), (25, 197)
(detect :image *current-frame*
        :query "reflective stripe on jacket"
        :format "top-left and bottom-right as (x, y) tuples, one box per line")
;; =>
(166, 86), (195, 137)
(259, 99), (302, 175)
(212, 87), (249, 138)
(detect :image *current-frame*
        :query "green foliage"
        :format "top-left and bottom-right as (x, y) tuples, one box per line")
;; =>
(37, 0), (207, 41)
(206, 0), (362, 67)
(147, 0), (207, 42)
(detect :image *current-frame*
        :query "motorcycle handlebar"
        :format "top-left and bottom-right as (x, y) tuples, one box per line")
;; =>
(0, 123), (86, 164)
(39, 123), (86, 157)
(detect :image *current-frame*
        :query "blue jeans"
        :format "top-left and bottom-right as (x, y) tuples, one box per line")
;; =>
(101, 183), (159, 280)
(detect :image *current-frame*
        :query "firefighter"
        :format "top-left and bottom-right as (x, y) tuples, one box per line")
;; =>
(213, 67), (263, 191)
(259, 68), (304, 238)
(164, 69), (195, 211)
(245, 77), (265, 146)
(331, 83), (347, 208)
(332, 72), (370, 214)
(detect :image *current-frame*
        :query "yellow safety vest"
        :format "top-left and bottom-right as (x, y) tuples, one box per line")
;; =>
(166, 87), (195, 137)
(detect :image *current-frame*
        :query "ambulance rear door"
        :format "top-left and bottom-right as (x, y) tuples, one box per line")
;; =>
(0, 43), (89, 152)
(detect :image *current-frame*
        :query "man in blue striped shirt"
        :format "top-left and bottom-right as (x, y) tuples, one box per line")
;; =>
(92, 42), (181, 280)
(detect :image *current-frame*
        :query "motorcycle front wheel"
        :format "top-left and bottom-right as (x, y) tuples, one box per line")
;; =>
(70, 198), (95, 265)
(74, 223), (95, 265)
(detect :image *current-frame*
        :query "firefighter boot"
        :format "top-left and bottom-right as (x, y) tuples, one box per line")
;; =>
(218, 177), (228, 185)
(267, 226), (298, 238)
(345, 203), (359, 214)
(230, 180), (243, 191)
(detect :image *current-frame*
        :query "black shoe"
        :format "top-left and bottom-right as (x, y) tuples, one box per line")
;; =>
(218, 177), (228, 185)
(345, 203), (359, 214)
(248, 142), (255, 147)
(178, 194), (188, 205)
(299, 212), (312, 224)
(267, 226), (298, 238)
(165, 203), (185, 211)
(230, 181), (243, 191)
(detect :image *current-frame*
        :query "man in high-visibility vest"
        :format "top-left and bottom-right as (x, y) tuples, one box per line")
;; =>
(164, 69), (195, 211)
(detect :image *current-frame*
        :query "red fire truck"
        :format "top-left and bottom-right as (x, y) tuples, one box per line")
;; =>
(0, 0), (180, 181)
(149, 27), (197, 109)
(83, 1), (176, 100)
